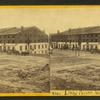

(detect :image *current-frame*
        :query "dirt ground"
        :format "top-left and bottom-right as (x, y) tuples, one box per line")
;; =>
(50, 49), (100, 90)
(0, 49), (100, 92)
(0, 53), (50, 93)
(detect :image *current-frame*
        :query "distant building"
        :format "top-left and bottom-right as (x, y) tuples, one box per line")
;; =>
(0, 26), (49, 54)
(50, 26), (100, 51)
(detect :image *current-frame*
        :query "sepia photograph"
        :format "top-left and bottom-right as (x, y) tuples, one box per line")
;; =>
(50, 7), (100, 90)
(0, 8), (50, 93)
(0, 7), (100, 94)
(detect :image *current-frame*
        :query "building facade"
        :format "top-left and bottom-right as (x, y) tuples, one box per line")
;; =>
(0, 26), (49, 55)
(50, 26), (100, 52)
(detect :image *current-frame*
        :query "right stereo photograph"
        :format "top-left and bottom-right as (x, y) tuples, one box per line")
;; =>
(50, 7), (100, 91)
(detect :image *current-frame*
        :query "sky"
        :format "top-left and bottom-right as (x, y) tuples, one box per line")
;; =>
(0, 7), (100, 34)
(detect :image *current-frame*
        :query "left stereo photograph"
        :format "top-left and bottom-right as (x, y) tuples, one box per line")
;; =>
(0, 8), (50, 93)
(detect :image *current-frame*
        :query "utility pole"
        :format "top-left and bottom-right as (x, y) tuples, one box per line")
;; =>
(26, 33), (31, 54)
(3, 41), (6, 52)
(48, 33), (52, 55)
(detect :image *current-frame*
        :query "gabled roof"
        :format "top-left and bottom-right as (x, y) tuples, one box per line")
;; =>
(0, 26), (47, 36)
(0, 27), (20, 35)
(61, 26), (100, 35)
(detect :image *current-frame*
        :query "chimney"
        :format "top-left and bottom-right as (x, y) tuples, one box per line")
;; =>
(68, 28), (71, 32)
(57, 30), (60, 34)
(21, 26), (24, 32)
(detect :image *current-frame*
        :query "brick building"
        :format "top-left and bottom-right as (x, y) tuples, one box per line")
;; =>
(50, 26), (100, 52)
(0, 26), (49, 54)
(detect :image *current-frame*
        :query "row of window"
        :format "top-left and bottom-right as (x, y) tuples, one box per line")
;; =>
(82, 34), (98, 37)
(20, 33), (44, 38)
(30, 40), (48, 43)
(59, 34), (98, 37)
(51, 34), (98, 41)
(0, 40), (48, 43)
(0, 40), (15, 43)
(82, 39), (97, 42)
(52, 39), (98, 42)
(67, 39), (97, 42)
(0, 46), (48, 54)
(0, 35), (15, 38)
(20, 44), (48, 51)
(0, 33), (46, 39)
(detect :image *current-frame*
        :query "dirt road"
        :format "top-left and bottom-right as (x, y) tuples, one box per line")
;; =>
(50, 49), (100, 90)
(0, 53), (50, 93)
